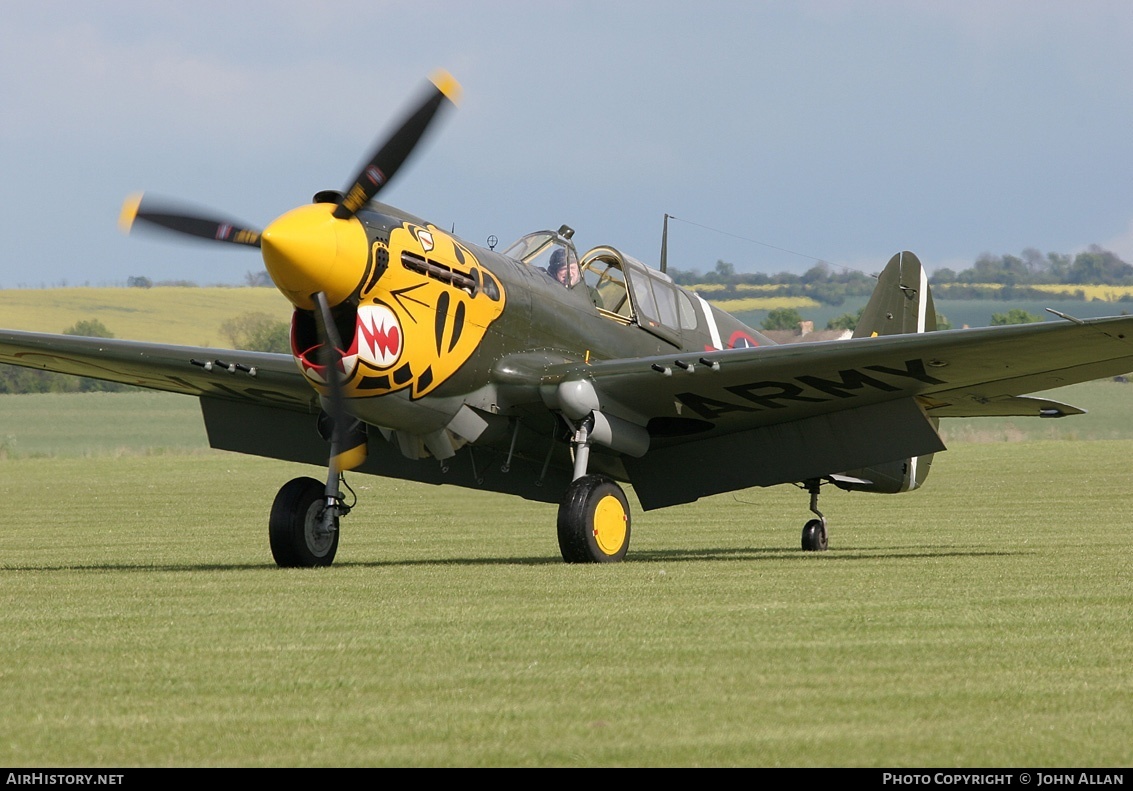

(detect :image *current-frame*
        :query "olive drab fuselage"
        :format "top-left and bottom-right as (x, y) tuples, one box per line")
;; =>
(289, 206), (771, 441)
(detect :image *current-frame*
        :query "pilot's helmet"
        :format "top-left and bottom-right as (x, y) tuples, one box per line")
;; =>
(548, 247), (566, 272)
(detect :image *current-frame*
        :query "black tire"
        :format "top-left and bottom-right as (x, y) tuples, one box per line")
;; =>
(557, 475), (631, 563)
(269, 477), (339, 568)
(801, 518), (828, 552)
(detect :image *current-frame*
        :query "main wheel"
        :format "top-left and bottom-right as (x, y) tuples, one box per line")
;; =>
(557, 475), (631, 563)
(269, 477), (339, 568)
(801, 518), (828, 552)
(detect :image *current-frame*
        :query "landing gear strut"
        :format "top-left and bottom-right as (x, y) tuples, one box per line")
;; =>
(556, 416), (632, 563)
(800, 478), (828, 552)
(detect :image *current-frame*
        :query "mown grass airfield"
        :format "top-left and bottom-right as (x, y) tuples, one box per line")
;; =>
(1, 383), (1131, 766)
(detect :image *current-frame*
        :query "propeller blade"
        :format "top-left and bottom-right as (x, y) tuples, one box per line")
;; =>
(333, 69), (462, 219)
(119, 193), (262, 248)
(313, 292), (368, 480)
(333, 421), (369, 474)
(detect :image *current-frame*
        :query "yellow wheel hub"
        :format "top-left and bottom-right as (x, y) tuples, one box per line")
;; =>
(592, 494), (627, 556)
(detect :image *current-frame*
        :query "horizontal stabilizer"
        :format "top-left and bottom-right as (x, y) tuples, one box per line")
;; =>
(919, 394), (1085, 418)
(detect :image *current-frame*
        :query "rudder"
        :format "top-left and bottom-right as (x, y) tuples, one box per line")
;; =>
(853, 251), (936, 338)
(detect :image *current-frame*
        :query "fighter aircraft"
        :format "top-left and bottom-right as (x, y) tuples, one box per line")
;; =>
(4, 70), (1133, 567)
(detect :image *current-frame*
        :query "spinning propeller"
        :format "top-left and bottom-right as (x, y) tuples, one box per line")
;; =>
(119, 70), (461, 515)
(118, 196), (263, 248)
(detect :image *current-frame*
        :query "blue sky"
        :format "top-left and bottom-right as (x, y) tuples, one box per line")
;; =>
(3, 1), (1133, 286)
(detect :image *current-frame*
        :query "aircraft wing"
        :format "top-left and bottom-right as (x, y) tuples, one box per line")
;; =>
(525, 315), (1133, 508)
(0, 329), (574, 504)
(0, 329), (315, 409)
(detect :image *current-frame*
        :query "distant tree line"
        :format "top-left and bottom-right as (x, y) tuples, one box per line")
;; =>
(930, 246), (1133, 287)
(670, 245), (1133, 306)
(126, 275), (200, 288)
(123, 270), (272, 288)
(669, 261), (875, 306)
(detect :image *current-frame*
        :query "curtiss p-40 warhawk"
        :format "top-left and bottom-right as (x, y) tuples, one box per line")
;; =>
(4, 71), (1133, 566)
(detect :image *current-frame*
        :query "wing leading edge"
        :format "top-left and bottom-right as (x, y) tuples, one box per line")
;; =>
(0, 329), (314, 410)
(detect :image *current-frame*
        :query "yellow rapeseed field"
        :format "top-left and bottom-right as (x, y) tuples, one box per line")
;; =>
(686, 282), (792, 293)
(1029, 283), (1133, 301)
(706, 296), (820, 312)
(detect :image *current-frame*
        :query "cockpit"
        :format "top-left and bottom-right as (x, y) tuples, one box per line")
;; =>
(502, 225), (701, 348)
(502, 225), (581, 288)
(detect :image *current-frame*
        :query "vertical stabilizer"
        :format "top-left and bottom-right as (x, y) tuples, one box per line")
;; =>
(853, 251), (936, 338)
(841, 251), (939, 492)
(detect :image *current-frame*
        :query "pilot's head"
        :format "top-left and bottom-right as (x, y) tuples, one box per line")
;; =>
(548, 247), (579, 287)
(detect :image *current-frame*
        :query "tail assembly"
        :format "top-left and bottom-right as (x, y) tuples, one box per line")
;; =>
(838, 251), (938, 494)
(853, 250), (937, 338)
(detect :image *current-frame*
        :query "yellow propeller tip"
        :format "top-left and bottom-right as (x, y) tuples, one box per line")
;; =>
(334, 443), (367, 472)
(118, 193), (143, 235)
(430, 69), (462, 105)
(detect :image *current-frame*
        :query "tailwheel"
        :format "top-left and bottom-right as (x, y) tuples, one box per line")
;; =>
(269, 476), (340, 567)
(557, 475), (631, 563)
(799, 477), (829, 552)
(801, 518), (828, 552)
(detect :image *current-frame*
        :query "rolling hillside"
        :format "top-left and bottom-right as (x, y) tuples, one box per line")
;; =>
(0, 286), (293, 347)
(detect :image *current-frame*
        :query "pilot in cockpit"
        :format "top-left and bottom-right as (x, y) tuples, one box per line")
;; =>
(547, 247), (581, 288)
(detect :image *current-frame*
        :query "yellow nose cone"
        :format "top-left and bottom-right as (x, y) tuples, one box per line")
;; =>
(261, 203), (369, 310)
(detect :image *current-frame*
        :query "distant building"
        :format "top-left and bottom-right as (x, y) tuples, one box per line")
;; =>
(762, 321), (852, 344)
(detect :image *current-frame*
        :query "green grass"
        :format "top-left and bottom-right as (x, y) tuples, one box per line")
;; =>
(0, 390), (1131, 766)
(0, 391), (210, 458)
